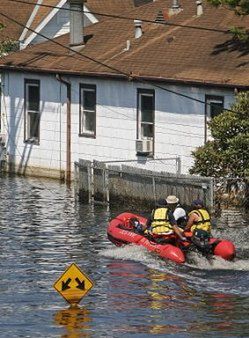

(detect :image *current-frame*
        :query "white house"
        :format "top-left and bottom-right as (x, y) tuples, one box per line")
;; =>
(0, 0), (248, 181)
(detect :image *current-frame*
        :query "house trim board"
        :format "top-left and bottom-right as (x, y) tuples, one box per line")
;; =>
(0, 67), (248, 90)
(21, 1), (98, 48)
(84, 5), (98, 24)
(19, 0), (44, 43)
(22, 0), (67, 48)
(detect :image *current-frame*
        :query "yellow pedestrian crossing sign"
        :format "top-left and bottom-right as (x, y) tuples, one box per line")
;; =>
(53, 263), (94, 305)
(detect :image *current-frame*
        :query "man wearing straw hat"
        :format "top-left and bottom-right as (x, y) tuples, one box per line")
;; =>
(166, 195), (187, 230)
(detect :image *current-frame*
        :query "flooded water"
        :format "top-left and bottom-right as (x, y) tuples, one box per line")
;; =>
(0, 175), (248, 337)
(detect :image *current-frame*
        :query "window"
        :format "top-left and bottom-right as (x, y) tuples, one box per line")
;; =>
(137, 89), (155, 139)
(79, 84), (96, 137)
(136, 89), (154, 155)
(205, 95), (224, 119)
(24, 79), (40, 144)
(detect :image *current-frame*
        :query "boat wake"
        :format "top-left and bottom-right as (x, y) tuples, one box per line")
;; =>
(101, 245), (159, 267)
(101, 243), (249, 295)
(101, 244), (249, 271)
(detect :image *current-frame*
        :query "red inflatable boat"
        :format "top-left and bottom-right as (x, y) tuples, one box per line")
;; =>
(107, 212), (236, 264)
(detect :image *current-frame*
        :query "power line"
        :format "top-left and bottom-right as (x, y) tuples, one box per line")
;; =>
(4, 0), (230, 34)
(0, 10), (242, 116)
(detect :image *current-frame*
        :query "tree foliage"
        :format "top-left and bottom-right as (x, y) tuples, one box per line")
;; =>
(208, 0), (249, 41)
(207, 0), (249, 15)
(0, 39), (18, 56)
(0, 23), (18, 56)
(190, 92), (249, 178)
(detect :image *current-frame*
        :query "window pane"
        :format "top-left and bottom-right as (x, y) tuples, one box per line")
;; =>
(28, 85), (39, 111)
(28, 112), (39, 139)
(206, 96), (224, 119)
(80, 86), (96, 135)
(210, 102), (223, 119)
(141, 95), (153, 122)
(84, 111), (95, 133)
(84, 91), (95, 111)
(142, 123), (153, 138)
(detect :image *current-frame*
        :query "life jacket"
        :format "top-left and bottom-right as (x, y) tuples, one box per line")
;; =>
(188, 208), (211, 233)
(150, 207), (174, 235)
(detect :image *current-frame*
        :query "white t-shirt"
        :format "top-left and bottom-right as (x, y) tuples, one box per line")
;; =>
(173, 206), (186, 221)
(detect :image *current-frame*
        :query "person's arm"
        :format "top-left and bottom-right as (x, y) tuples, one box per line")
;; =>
(185, 213), (198, 231)
(169, 211), (186, 241)
(146, 213), (153, 228)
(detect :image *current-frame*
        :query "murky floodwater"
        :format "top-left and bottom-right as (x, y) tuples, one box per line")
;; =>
(0, 175), (248, 337)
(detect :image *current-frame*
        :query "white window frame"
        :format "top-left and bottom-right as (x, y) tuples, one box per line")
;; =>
(137, 89), (155, 140)
(79, 84), (96, 138)
(24, 79), (40, 144)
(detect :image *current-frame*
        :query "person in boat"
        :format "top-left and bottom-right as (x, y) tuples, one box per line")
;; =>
(185, 199), (212, 235)
(129, 217), (146, 234)
(166, 195), (187, 230)
(146, 198), (187, 243)
(184, 199), (213, 255)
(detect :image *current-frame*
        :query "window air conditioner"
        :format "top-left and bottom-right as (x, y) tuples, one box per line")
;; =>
(136, 139), (153, 154)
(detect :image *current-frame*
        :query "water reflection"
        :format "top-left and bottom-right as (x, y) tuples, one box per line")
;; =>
(54, 306), (92, 338)
(186, 292), (249, 336)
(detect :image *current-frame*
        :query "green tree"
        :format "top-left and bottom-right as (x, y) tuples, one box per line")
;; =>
(0, 23), (18, 56)
(208, 0), (249, 15)
(208, 0), (249, 40)
(190, 92), (249, 177)
(0, 38), (18, 56)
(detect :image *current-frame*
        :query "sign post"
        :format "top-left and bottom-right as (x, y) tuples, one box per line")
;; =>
(53, 263), (93, 305)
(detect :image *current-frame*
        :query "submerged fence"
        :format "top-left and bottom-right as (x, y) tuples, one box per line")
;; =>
(74, 159), (214, 210)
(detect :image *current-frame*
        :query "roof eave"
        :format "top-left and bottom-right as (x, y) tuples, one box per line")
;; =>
(0, 65), (248, 90)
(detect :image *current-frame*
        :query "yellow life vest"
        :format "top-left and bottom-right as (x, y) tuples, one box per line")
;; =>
(188, 208), (211, 233)
(150, 208), (173, 235)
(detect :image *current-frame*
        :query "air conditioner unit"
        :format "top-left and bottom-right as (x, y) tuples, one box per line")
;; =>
(136, 139), (153, 154)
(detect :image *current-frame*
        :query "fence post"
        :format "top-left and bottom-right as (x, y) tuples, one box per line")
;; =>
(104, 167), (110, 205)
(90, 161), (94, 204)
(92, 160), (109, 205)
(176, 156), (181, 175)
(152, 176), (156, 205)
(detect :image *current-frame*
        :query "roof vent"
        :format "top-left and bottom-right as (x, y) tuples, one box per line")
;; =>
(172, 0), (180, 9)
(155, 10), (166, 23)
(196, 0), (203, 16)
(134, 20), (143, 39)
(168, 0), (182, 16)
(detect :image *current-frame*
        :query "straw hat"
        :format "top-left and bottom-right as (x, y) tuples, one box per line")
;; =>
(166, 195), (179, 204)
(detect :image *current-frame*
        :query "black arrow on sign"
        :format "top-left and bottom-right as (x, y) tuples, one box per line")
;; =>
(75, 277), (85, 290)
(62, 278), (71, 291)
